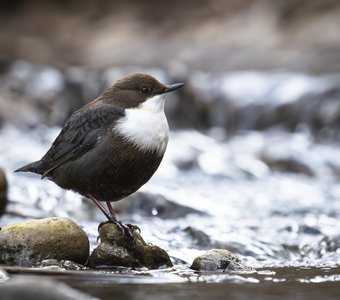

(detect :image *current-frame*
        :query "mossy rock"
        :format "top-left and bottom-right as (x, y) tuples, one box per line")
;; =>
(88, 223), (172, 269)
(0, 217), (89, 266)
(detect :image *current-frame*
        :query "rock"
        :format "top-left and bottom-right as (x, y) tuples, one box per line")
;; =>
(36, 259), (89, 271)
(190, 249), (254, 272)
(295, 224), (322, 235)
(0, 167), (8, 216)
(318, 235), (340, 254)
(0, 217), (89, 266)
(261, 154), (315, 177)
(0, 276), (98, 300)
(115, 192), (206, 219)
(88, 223), (172, 269)
(183, 226), (212, 248)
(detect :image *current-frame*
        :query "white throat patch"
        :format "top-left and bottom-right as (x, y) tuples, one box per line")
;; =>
(114, 95), (169, 154)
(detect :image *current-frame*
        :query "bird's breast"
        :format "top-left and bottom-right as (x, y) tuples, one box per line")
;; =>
(113, 103), (169, 155)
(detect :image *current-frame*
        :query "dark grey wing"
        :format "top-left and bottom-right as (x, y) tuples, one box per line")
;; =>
(40, 104), (124, 178)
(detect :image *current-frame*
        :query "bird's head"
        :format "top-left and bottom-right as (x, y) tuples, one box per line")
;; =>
(102, 73), (184, 109)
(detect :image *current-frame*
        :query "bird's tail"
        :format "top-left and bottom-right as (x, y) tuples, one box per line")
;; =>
(14, 161), (43, 175)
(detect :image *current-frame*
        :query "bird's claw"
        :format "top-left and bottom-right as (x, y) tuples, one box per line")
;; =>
(125, 223), (141, 233)
(98, 219), (138, 243)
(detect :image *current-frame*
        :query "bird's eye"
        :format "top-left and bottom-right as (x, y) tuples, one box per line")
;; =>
(141, 86), (151, 95)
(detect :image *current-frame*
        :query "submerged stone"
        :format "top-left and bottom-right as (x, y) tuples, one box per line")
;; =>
(0, 167), (8, 216)
(36, 259), (89, 271)
(0, 217), (89, 266)
(88, 223), (173, 269)
(190, 249), (254, 272)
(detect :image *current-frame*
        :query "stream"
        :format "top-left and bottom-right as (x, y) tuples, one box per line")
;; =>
(0, 68), (340, 299)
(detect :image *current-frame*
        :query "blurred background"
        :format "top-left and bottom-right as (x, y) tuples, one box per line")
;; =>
(0, 0), (340, 292)
(1, 0), (340, 133)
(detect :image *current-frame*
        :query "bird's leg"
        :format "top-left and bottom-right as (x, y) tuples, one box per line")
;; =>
(87, 195), (116, 223)
(88, 196), (127, 235)
(105, 201), (139, 239)
(87, 195), (136, 241)
(106, 201), (117, 217)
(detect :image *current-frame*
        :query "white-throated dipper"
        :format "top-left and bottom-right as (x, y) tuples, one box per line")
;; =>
(15, 73), (184, 237)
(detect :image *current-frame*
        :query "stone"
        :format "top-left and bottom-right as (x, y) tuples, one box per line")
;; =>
(318, 235), (340, 253)
(183, 226), (212, 248)
(0, 217), (89, 266)
(261, 154), (315, 177)
(115, 191), (206, 219)
(36, 259), (89, 271)
(0, 167), (8, 216)
(190, 249), (254, 272)
(88, 223), (172, 269)
(0, 276), (98, 300)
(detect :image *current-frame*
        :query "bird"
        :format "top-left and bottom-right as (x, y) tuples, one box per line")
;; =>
(15, 73), (184, 237)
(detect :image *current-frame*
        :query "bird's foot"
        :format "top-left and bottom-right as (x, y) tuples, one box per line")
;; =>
(125, 223), (141, 234)
(98, 219), (137, 243)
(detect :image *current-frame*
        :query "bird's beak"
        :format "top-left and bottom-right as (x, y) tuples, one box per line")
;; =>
(163, 83), (185, 94)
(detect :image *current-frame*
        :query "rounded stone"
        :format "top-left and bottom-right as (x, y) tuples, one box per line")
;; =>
(88, 223), (172, 269)
(0, 167), (8, 216)
(0, 217), (89, 266)
(190, 249), (254, 272)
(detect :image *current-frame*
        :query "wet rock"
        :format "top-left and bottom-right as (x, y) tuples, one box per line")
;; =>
(284, 224), (322, 235)
(115, 192), (206, 219)
(88, 223), (172, 269)
(36, 259), (88, 271)
(183, 226), (212, 248)
(0, 217), (89, 266)
(173, 226), (242, 251)
(318, 235), (340, 253)
(190, 249), (254, 272)
(261, 154), (315, 177)
(0, 167), (8, 216)
(0, 276), (98, 300)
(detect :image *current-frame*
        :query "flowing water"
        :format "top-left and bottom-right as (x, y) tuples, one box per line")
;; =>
(0, 69), (340, 299)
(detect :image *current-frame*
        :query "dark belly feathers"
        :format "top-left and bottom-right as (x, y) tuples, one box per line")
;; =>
(49, 134), (164, 202)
